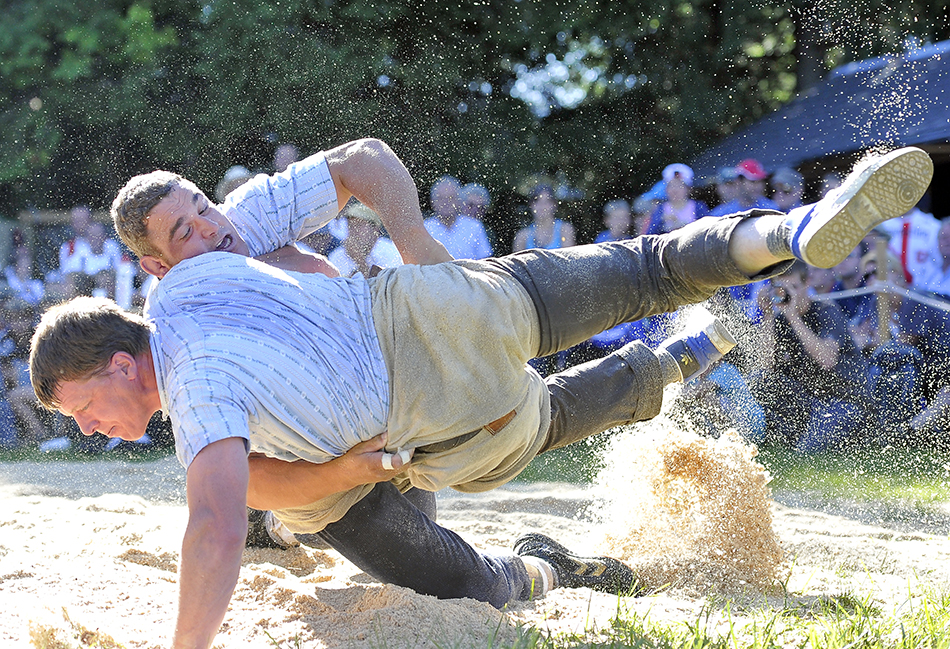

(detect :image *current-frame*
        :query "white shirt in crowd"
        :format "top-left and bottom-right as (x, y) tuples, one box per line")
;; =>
(423, 215), (492, 260)
(328, 238), (402, 277)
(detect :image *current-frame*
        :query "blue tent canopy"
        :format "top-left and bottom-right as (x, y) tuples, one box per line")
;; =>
(691, 40), (950, 184)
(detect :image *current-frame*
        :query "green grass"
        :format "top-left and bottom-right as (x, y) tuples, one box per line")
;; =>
(511, 439), (950, 649)
(515, 435), (609, 484)
(490, 588), (950, 649)
(757, 444), (950, 504)
(517, 433), (950, 507)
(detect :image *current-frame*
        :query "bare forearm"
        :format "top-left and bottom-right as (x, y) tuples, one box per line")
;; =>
(247, 433), (410, 510)
(328, 139), (451, 265)
(174, 438), (250, 649)
(785, 314), (839, 369)
(247, 457), (357, 510)
(173, 514), (246, 649)
(254, 246), (341, 277)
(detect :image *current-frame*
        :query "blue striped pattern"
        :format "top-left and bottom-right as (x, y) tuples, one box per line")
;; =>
(145, 253), (390, 468)
(223, 152), (338, 255)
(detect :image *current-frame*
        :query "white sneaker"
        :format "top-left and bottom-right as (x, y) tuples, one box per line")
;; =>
(264, 510), (299, 548)
(789, 147), (933, 268)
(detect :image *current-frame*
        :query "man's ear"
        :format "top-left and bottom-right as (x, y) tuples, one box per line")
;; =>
(140, 255), (170, 279)
(109, 352), (138, 380)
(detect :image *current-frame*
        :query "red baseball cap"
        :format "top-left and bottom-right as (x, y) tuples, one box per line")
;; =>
(735, 158), (768, 180)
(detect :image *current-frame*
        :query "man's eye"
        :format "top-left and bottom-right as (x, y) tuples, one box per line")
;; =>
(180, 226), (192, 241)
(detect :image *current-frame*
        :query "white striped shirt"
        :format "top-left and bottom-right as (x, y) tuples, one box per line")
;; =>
(222, 151), (338, 255)
(145, 253), (389, 469)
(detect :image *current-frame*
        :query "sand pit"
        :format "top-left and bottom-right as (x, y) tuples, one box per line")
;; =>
(3, 424), (950, 648)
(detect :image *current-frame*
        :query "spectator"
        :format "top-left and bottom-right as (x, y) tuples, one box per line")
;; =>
(512, 183), (576, 252)
(846, 250), (907, 355)
(0, 301), (52, 447)
(459, 182), (497, 254)
(749, 262), (872, 452)
(328, 203), (402, 277)
(828, 246), (867, 319)
(423, 176), (493, 259)
(46, 207), (123, 302)
(4, 245), (44, 306)
(711, 159), (779, 216)
(770, 167), (805, 212)
(713, 167), (741, 209)
(459, 183), (491, 221)
(876, 203), (942, 288)
(0, 304), (22, 448)
(274, 142), (299, 173)
(57, 204), (94, 273)
(83, 221), (124, 299)
(644, 164), (709, 234)
(594, 199), (634, 243)
(912, 217), (950, 297)
(215, 165), (254, 203)
(632, 194), (657, 238)
(46, 204), (95, 300)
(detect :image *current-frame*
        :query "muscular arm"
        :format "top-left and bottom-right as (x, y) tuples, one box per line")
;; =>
(254, 245), (340, 277)
(326, 139), (452, 265)
(246, 432), (410, 510)
(173, 437), (249, 649)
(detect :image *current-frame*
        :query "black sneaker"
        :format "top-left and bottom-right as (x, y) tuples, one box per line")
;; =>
(514, 532), (640, 595)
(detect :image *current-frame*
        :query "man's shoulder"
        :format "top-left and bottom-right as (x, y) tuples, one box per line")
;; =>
(423, 215), (444, 230)
(152, 254), (255, 301)
(456, 215), (488, 233)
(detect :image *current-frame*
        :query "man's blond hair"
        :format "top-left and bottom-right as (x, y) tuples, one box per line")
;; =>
(111, 170), (182, 259)
(30, 297), (152, 409)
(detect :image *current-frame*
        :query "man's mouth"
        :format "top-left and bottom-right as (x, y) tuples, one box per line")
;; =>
(216, 234), (233, 251)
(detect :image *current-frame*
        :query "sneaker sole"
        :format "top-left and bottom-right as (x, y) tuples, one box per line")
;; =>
(797, 147), (933, 268)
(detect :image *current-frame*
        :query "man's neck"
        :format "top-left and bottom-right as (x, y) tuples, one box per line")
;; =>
(137, 348), (164, 415)
(437, 212), (458, 228)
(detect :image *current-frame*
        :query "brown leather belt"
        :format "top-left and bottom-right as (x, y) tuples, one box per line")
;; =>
(415, 409), (516, 454)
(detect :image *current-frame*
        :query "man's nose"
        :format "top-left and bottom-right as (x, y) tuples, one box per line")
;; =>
(198, 216), (219, 238)
(74, 415), (98, 437)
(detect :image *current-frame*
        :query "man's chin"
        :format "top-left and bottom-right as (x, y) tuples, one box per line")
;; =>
(109, 430), (146, 442)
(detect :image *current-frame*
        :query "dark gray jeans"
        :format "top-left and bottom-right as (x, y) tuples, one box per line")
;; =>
(299, 213), (788, 607)
(486, 213), (787, 453)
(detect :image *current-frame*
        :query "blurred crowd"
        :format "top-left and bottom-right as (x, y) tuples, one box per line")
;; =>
(3, 144), (949, 455)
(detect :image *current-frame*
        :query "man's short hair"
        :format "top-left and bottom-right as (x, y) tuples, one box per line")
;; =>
(30, 297), (152, 410)
(460, 183), (490, 206)
(430, 175), (461, 201)
(111, 170), (183, 259)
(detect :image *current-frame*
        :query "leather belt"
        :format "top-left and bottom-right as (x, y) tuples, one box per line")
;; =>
(415, 409), (517, 454)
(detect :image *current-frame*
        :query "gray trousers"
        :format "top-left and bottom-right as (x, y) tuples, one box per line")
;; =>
(482, 213), (789, 454)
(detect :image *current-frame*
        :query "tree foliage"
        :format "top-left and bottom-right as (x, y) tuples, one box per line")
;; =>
(1, 0), (947, 240)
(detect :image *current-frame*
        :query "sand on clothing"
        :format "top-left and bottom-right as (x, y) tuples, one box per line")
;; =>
(3, 424), (950, 649)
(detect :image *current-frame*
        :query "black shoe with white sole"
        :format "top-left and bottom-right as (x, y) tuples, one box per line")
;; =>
(514, 532), (640, 595)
